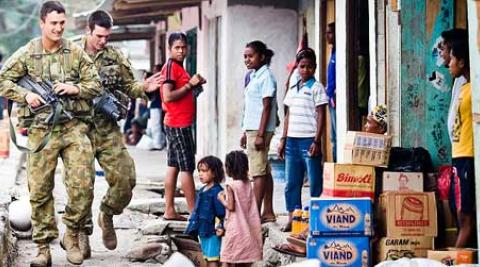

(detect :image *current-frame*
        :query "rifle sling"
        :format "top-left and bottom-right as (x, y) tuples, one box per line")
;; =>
(7, 100), (62, 153)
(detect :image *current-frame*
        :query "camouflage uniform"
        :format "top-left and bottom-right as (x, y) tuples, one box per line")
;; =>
(80, 36), (147, 233)
(0, 37), (101, 243)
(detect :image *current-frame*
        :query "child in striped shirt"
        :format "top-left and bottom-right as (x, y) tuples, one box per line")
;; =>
(278, 48), (328, 232)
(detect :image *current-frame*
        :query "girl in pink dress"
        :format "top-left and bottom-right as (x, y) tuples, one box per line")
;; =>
(218, 151), (263, 266)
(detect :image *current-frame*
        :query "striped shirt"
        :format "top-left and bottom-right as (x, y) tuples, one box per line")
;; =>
(284, 78), (328, 138)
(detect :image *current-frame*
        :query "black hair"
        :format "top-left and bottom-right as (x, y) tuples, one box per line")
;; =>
(88, 10), (113, 31)
(153, 63), (163, 73)
(40, 1), (65, 22)
(450, 39), (470, 69)
(441, 28), (468, 49)
(296, 48), (317, 66)
(246, 40), (274, 66)
(144, 71), (153, 78)
(168, 32), (187, 48)
(197, 156), (225, 184)
(0, 52), (3, 62)
(327, 22), (335, 31)
(225, 150), (249, 181)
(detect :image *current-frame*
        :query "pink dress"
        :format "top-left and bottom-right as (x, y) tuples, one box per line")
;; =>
(220, 180), (263, 263)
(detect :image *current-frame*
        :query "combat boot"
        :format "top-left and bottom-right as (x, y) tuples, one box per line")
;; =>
(30, 243), (51, 267)
(78, 230), (91, 259)
(98, 211), (117, 250)
(60, 228), (83, 265)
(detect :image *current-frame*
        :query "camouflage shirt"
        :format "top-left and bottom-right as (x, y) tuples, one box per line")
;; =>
(0, 37), (101, 128)
(80, 36), (147, 132)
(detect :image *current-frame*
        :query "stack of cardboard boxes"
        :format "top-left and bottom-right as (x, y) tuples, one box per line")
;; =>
(307, 197), (372, 266)
(306, 131), (392, 266)
(303, 130), (477, 265)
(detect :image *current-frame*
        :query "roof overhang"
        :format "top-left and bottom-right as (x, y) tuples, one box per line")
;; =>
(71, 24), (160, 42)
(74, 0), (204, 30)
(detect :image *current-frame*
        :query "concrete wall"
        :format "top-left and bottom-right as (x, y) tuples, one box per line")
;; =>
(335, 0), (348, 162)
(466, 0), (480, 246)
(385, 3), (401, 146)
(195, 1), (298, 158)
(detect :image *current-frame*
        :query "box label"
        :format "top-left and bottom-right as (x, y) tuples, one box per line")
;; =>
(382, 172), (423, 192)
(380, 192), (437, 237)
(323, 163), (376, 199)
(308, 237), (370, 266)
(310, 198), (372, 236)
(376, 237), (434, 263)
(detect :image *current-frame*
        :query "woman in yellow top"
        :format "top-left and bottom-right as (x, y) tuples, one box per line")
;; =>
(448, 39), (475, 248)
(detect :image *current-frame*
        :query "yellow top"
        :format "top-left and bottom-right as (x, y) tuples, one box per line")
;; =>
(452, 83), (474, 158)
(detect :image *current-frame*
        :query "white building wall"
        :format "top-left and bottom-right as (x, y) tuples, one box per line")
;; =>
(221, 5), (298, 158)
(196, 2), (298, 158)
(335, 0), (348, 162)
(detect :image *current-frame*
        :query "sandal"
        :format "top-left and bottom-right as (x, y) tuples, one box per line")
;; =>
(261, 216), (277, 224)
(272, 243), (306, 257)
(280, 222), (292, 232)
(287, 235), (306, 249)
(162, 214), (188, 221)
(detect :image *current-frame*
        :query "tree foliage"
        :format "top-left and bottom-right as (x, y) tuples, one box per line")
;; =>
(0, 0), (102, 58)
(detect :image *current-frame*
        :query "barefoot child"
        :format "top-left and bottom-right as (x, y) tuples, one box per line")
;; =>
(185, 156), (226, 266)
(218, 151), (263, 267)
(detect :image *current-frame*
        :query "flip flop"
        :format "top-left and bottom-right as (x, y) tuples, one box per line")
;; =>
(286, 236), (306, 249)
(162, 214), (188, 221)
(272, 243), (306, 258)
(261, 216), (277, 224)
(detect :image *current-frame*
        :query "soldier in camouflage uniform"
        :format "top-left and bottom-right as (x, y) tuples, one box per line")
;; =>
(76, 10), (162, 258)
(0, 2), (101, 266)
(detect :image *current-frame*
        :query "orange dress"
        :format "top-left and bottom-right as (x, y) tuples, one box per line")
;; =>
(220, 180), (263, 263)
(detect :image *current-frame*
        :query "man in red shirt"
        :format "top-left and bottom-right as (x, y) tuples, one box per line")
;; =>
(160, 32), (205, 220)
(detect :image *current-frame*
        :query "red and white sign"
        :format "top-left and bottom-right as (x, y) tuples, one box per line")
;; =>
(322, 163), (376, 199)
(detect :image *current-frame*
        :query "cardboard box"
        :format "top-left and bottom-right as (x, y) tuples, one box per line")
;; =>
(343, 131), (392, 167)
(310, 197), (372, 236)
(382, 172), (423, 192)
(307, 236), (370, 266)
(379, 192), (437, 237)
(376, 237), (434, 263)
(427, 248), (477, 266)
(322, 163), (376, 199)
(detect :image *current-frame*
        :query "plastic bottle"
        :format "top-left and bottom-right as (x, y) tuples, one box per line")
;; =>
(292, 205), (303, 235)
(301, 206), (309, 233)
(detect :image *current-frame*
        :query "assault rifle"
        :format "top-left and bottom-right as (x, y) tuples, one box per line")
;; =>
(17, 75), (74, 124)
(93, 91), (128, 121)
(7, 75), (74, 153)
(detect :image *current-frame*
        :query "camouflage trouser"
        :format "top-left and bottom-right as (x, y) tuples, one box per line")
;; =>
(27, 120), (94, 243)
(84, 128), (136, 234)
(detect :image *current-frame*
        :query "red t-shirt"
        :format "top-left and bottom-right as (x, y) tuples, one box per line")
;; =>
(159, 59), (195, 128)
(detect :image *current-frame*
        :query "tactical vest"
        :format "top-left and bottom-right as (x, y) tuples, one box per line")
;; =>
(17, 38), (92, 128)
(95, 51), (129, 118)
